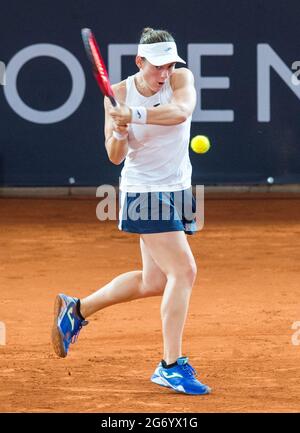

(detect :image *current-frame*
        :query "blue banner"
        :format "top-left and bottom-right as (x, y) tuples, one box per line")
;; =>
(0, 0), (299, 186)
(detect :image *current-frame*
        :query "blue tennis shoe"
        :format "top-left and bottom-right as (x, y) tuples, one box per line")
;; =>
(51, 293), (88, 358)
(151, 356), (211, 395)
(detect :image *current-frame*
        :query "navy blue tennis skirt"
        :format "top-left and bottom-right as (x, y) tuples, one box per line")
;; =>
(118, 188), (197, 235)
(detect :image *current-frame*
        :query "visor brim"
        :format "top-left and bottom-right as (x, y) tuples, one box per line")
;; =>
(145, 55), (186, 67)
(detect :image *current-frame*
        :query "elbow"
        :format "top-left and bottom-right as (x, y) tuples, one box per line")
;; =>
(109, 157), (122, 165)
(108, 154), (124, 165)
(106, 145), (125, 165)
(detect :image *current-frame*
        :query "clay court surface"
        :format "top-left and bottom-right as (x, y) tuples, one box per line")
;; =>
(1, 196), (300, 413)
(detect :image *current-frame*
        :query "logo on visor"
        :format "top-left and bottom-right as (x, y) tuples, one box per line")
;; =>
(165, 47), (173, 52)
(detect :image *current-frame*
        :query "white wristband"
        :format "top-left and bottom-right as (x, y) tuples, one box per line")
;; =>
(130, 106), (147, 124)
(112, 130), (128, 141)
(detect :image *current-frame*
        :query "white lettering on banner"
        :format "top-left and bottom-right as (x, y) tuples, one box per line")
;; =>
(291, 61), (300, 86)
(1, 43), (300, 124)
(108, 44), (138, 85)
(188, 44), (234, 122)
(0, 61), (6, 85)
(3, 44), (86, 124)
(257, 44), (300, 122)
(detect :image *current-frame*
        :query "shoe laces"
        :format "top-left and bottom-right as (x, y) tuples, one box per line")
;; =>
(182, 363), (197, 377)
(71, 320), (88, 344)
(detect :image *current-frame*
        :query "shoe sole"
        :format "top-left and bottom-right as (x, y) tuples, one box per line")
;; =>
(156, 373), (212, 395)
(172, 384), (212, 395)
(51, 295), (67, 358)
(151, 375), (171, 388)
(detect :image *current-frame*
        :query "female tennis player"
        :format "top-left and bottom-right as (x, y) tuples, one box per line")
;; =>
(52, 27), (211, 396)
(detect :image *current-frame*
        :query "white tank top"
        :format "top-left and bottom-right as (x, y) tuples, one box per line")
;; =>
(119, 73), (192, 192)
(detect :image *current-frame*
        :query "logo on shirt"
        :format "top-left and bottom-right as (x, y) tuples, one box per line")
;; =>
(137, 109), (141, 119)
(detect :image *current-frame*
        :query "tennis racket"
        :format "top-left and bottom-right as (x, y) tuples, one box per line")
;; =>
(81, 28), (117, 106)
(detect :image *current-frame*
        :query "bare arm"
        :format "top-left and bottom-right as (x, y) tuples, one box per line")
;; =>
(146, 68), (196, 124)
(109, 68), (196, 126)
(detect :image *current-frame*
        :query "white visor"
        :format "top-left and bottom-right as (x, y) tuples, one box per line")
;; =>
(137, 42), (186, 66)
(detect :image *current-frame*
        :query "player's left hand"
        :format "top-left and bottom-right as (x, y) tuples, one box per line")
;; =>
(113, 121), (128, 134)
(109, 103), (131, 124)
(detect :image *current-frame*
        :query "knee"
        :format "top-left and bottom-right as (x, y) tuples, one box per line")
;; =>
(189, 260), (198, 284)
(168, 259), (197, 287)
(181, 260), (197, 286)
(141, 273), (167, 297)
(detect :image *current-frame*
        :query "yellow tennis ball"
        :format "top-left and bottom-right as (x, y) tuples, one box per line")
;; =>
(190, 135), (211, 154)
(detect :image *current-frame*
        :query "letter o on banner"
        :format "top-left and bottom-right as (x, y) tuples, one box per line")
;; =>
(3, 44), (86, 124)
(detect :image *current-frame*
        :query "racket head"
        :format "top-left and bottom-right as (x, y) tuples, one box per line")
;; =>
(81, 28), (116, 106)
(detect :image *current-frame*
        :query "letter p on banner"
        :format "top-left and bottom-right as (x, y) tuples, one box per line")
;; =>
(0, 322), (6, 345)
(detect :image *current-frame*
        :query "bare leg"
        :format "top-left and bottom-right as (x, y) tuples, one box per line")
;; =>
(80, 237), (167, 318)
(141, 231), (197, 365)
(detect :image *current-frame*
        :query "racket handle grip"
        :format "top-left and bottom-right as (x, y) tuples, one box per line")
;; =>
(109, 96), (118, 107)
